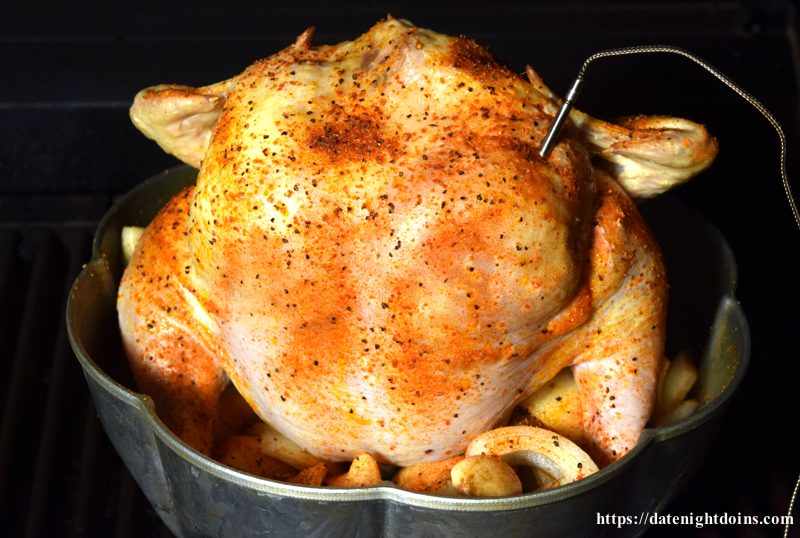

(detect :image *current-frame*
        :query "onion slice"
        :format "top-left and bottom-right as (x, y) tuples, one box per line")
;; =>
(465, 425), (598, 490)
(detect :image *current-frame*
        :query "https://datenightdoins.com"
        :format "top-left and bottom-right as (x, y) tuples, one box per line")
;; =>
(596, 511), (793, 530)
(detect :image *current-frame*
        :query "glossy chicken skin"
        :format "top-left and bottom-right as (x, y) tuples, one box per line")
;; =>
(121, 18), (717, 466)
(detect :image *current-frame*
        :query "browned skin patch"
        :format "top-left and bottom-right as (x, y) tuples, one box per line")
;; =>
(307, 106), (401, 165)
(447, 37), (521, 83)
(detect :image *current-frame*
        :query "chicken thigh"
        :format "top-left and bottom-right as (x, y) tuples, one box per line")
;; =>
(120, 18), (717, 466)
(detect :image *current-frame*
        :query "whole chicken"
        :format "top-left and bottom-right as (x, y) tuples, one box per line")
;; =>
(120, 17), (717, 467)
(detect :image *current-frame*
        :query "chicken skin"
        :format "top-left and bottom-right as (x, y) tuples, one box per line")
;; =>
(120, 17), (717, 466)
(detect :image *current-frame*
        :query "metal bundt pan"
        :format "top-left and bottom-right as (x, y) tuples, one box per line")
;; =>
(67, 165), (748, 537)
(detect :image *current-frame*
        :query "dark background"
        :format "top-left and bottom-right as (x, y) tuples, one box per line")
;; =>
(0, 0), (798, 536)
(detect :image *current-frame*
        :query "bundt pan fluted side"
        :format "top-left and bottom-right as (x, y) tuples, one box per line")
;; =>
(67, 165), (748, 538)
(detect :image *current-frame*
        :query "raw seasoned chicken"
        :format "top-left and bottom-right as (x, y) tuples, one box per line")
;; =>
(120, 17), (717, 466)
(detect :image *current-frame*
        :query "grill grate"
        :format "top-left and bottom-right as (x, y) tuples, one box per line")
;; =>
(0, 224), (169, 536)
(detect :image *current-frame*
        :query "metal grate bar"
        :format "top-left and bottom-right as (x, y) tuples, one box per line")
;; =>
(71, 403), (102, 536)
(0, 230), (22, 401)
(23, 229), (91, 537)
(0, 230), (56, 529)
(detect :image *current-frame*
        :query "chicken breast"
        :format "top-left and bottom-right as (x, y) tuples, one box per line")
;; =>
(120, 17), (717, 466)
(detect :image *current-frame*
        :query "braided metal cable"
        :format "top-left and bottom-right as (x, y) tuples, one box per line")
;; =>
(541, 45), (800, 231)
(787, 472), (799, 538)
